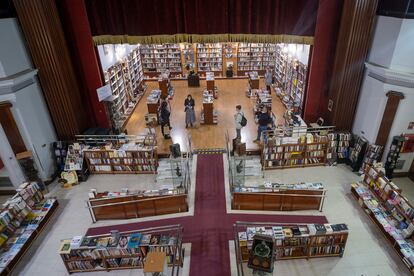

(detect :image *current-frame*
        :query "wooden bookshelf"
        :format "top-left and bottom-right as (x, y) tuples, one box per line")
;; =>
(234, 222), (348, 266)
(351, 165), (414, 274)
(349, 136), (368, 172)
(140, 44), (182, 78)
(84, 149), (158, 174)
(196, 43), (223, 75)
(0, 183), (58, 276)
(237, 43), (277, 76)
(262, 135), (329, 169)
(104, 46), (145, 130)
(59, 225), (183, 274)
(87, 191), (188, 222)
(232, 182), (326, 211)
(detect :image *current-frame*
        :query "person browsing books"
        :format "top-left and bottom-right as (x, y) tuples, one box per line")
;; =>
(265, 68), (273, 93)
(159, 100), (172, 139)
(234, 105), (245, 140)
(184, 94), (195, 128)
(254, 106), (272, 143)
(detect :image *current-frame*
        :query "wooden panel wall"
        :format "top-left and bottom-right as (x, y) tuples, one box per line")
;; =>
(13, 0), (92, 140)
(0, 102), (27, 154)
(326, 0), (379, 131)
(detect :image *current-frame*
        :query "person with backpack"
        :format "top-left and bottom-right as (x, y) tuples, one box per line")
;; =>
(234, 105), (246, 140)
(254, 106), (272, 143)
(159, 100), (172, 139)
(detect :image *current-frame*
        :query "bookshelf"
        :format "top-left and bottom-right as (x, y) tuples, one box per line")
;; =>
(140, 44), (182, 77)
(262, 134), (329, 169)
(83, 136), (158, 174)
(104, 46), (145, 130)
(87, 188), (188, 222)
(232, 182), (326, 211)
(234, 222), (348, 271)
(349, 136), (368, 172)
(196, 43), (223, 75)
(236, 43), (277, 75)
(359, 144), (383, 174)
(59, 225), (183, 274)
(336, 133), (352, 162)
(351, 165), (414, 273)
(385, 136), (405, 179)
(0, 182), (58, 275)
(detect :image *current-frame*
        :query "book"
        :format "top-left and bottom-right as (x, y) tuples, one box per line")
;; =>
(168, 236), (177, 246)
(58, 239), (71, 254)
(315, 224), (326, 235)
(117, 235), (130, 249)
(283, 228), (293, 238)
(150, 234), (160, 245)
(80, 237), (98, 248)
(238, 232), (248, 247)
(96, 237), (110, 248)
(127, 233), (142, 248)
(246, 227), (256, 241)
(160, 235), (169, 245)
(108, 236), (120, 247)
(70, 235), (83, 249)
(291, 226), (301, 236)
(141, 234), (151, 245)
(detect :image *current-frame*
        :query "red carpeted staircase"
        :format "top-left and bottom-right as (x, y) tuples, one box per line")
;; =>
(86, 154), (327, 275)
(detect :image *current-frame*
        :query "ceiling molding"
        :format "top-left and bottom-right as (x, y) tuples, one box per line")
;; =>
(365, 62), (414, 88)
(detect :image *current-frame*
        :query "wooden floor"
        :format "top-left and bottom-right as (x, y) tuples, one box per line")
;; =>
(124, 78), (286, 154)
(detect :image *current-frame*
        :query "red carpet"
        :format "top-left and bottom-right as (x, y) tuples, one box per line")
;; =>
(86, 154), (327, 275)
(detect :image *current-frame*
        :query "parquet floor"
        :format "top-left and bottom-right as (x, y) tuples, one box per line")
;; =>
(124, 78), (286, 154)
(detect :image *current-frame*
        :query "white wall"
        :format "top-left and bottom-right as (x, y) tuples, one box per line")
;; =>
(12, 81), (57, 179)
(368, 16), (401, 68)
(0, 18), (32, 77)
(97, 44), (138, 72)
(352, 72), (387, 143)
(390, 19), (414, 73)
(353, 15), (414, 173)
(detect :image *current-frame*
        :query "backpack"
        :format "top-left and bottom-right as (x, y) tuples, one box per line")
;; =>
(240, 114), (247, 127)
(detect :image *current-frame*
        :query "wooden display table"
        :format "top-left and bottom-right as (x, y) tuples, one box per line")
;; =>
(248, 72), (259, 89)
(87, 193), (188, 222)
(159, 79), (169, 99)
(147, 101), (160, 114)
(201, 102), (217, 125)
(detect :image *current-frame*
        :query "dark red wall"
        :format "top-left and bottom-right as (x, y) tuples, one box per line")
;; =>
(303, 0), (343, 123)
(57, 0), (109, 128)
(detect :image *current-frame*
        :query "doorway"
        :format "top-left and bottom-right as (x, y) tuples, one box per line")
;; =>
(0, 102), (27, 191)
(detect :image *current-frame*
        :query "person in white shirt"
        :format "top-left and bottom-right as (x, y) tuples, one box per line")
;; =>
(234, 105), (244, 140)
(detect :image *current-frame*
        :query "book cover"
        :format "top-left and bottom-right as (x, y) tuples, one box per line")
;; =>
(291, 226), (301, 236)
(160, 235), (169, 245)
(80, 237), (98, 247)
(96, 237), (110, 249)
(283, 228), (293, 238)
(108, 236), (120, 247)
(58, 239), (71, 254)
(127, 233), (142, 248)
(140, 234), (151, 246)
(168, 236), (177, 246)
(255, 227), (266, 235)
(246, 227), (256, 241)
(150, 234), (160, 245)
(117, 235), (130, 249)
(238, 232), (247, 247)
(70, 235), (83, 249)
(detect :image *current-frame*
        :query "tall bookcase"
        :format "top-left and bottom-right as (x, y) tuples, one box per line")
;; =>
(236, 43), (277, 76)
(140, 44), (182, 77)
(104, 47), (145, 130)
(385, 136), (405, 179)
(234, 222), (348, 273)
(262, 135), (329, 169)
(196, 43), (223, 75)
(59, 225), (183, 274)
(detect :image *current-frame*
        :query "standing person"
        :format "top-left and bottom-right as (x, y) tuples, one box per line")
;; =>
(159, 100), (171, 138)
(184, 94), (196, 128)
(265, 68), (273, 93)
(254, 106), (271, 143)
(234, 105), (244, 140)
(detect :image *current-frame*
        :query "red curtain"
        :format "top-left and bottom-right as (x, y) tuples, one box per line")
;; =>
(85, 0), (319, 37)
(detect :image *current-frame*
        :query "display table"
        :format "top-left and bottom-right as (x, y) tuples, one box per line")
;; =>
(232, 182), (326, 211)
(147, 89), (161, 114)
(87, 190), (188, 222)
(187, 74), (200, 87)
(248, 71), (259, 89)
(201, 93), (217, 125)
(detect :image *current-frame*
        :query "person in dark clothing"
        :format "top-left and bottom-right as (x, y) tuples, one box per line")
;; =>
(254, 106), (272, 142)
(159, 100), (171, 138)
(184, 94), (196, 128)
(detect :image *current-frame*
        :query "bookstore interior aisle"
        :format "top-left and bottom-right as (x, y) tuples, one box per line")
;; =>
(124, 78), (286, 154)
(6, 153), (413, 276)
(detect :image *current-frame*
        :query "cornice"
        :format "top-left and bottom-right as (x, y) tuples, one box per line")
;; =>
(365, 62), (414, 88)
(0, 69), (38, 95)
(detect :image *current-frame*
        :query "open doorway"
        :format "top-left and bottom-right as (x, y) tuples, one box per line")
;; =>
(0, 102), (27, 191)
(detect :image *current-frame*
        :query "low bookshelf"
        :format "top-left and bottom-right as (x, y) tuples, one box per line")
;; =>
(351, 165), (414, 274)
(232, 182), (326, 212)
(87, 188), (188, 222)
(82, 135), (158, 175)
(262, 134), (329, 169)
(233, 222), (348, 274)
(59, 225), (184, 274)
(0, 182), (58, 276)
